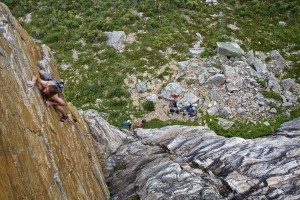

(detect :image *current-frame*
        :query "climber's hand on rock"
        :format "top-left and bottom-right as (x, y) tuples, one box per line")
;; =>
(45, 101), (52, 107)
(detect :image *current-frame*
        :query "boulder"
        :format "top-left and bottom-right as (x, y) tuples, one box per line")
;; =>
(221, 107), (232, 118)
(267, 75), (281, 93)
(217, 42), (244, 57)
(177, 58), (202, 71)
(246, 49), (255, 66)
(218, 118), (235, 130)
(205, 0), (218, 4)
(224, 65), (243, 92)
(253, 58), (268, 74)
(210, 89), (222, 103)
(104, 31), (126, 52)
(145, 94), (158, 103)
(199, 67), (209, 85)
(270, 50), (286, 65)
(281, 78), (295, 92)
(160, 82), (184, 100)
(275, 117), (300, 137)
(177, 92), (199, 108)
(206, 74), (225, 85)
(136, 79), (148, 93)
(207, 67), (222, 74)
(207, 106), (219, 115)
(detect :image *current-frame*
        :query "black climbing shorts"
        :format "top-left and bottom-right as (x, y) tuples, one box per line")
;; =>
(41, 72), (54, 81)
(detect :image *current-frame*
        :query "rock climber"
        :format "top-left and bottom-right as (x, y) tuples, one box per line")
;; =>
(27, 69), (68, 122)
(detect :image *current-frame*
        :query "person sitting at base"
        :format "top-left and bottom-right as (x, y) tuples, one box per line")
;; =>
(187, 104), (197, 117)
(27, 70), (68, 122)
(136, 119), (147, 128)
(122, 120), (132, 130)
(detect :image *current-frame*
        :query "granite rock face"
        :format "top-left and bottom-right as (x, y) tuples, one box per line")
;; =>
(0, 3), (109, 199)
(103, 115), (300, 199)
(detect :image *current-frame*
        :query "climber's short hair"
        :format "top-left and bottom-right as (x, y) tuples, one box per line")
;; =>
(47, 85), (58, 96)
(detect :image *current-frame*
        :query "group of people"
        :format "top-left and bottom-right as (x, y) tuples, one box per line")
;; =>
(168, 94), (197, 118)
(122, 119), (147, 130)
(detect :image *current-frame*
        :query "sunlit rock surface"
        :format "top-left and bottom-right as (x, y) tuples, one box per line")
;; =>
(0, 3), (109, 199)
(105, 119), (300, 199)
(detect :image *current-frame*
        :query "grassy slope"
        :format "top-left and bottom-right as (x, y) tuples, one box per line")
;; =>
(4, 0), (300, 138)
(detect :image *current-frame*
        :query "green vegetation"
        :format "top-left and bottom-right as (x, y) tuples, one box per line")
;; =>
(113, 163), (124, 172)
(203, 111), (297, 139)
(260, 91), (283, 102)
(142, 101), (155, 112)
(128, 195), (140, 200)
(3, 0), (300, 137)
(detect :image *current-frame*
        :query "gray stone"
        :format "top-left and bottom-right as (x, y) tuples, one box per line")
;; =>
(84, 109), (127, 161)
(217, 42), (245, 57)
(177, 58), (201, 71)
(218, 118), (235, 130)
(269, 108), (277, 114)
(145, 94), (158, 103)
(136, 79), (148, 93)
(199, 67), (209, 85)
(207, 106), (219, 115)
(206, 0), (218, 4)
(243, 92), (254, 99)
(278, 21), (286, 26)
(282, 102), (293, 107)
(175, 71), (185, 80)
(265, 98), (278, 104)
(189, 47), (205, 56)
(246, 50), (255, 65)
(206, 74), (225, 85)
(263, 121), (270, 126)
(275, 117), (300, 137)
(255, 93), (264, 100)
(281, 78), (295, 92)
(224, 65), (243, 92)
(160, 82), (184, 100)
(268, 77), (281, 93)
(207, 67), (222, 74)
(227, 24), (240, 30)
(177, 92), (199, 108)
(210, 89), (222, 103)
(104, 31), (126, 52)
(270, 50), (286, 65)
(253, 58), (267, 74)
(221, 107), (232, 118)
(255, 51), (268, 61)
(177, 60), (190, 70)
(283, 91), (294, 102)
(237, 108), (245, 115)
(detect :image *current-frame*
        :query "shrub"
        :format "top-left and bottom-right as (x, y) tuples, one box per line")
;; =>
(260, 91), (283, 102)
(142, 101), (155, 112)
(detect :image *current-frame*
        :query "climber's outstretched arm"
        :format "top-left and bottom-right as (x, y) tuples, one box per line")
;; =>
(27, 75), (48, 88)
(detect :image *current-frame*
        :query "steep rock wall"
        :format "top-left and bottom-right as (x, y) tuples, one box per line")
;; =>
(0, 3), (109, 199)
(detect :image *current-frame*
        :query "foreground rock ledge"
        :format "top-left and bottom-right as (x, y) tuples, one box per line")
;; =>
(102, 116), (300, 199)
